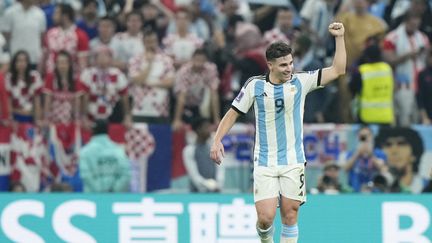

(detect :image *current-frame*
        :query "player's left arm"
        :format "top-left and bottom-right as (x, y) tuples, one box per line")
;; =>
(321, 22), (346, 86)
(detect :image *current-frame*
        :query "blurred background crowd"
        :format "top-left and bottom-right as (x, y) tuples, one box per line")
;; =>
(0, 0), (431, 195)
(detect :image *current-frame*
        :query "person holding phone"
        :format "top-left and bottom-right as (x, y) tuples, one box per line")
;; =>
(344, 125), (389, 192)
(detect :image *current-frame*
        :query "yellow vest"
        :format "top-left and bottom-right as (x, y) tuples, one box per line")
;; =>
(358, 62), (394, 124)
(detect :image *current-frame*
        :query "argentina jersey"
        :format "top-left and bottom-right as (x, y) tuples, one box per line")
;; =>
(231, 70), (323, 167)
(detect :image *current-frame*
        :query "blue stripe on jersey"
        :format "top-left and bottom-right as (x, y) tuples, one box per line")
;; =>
(274, 85), (287, 165)
(293, 79), (305, 163)
(255, 81), (267, 166)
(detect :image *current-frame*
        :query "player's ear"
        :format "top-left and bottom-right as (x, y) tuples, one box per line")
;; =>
(267, 61), (273, 69)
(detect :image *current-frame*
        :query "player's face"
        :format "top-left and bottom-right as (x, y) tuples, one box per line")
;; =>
(269, 54), (294, 81)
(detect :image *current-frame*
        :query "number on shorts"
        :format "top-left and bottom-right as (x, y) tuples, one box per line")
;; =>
(275, 98), (284, 113)
(299, 173), (305, 189)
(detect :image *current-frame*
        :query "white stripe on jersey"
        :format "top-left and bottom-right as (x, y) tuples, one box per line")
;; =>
(232, 70), (321, 167)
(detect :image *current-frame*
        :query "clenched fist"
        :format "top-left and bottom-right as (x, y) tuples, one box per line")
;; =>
(328, 22), (345, 37)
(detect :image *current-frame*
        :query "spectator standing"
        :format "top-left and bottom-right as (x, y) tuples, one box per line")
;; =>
(1, 0), (46, 69)
(42, 50), (84, 124)
(300, 0), (336, 59)
(263, 7), (296, 46)
(349, 44), (395, 125)
(111, 11), (144, 72)
(162, 9), (203, 69)
(89, 16), (116, 53)
(128, 29), (175, 124)
(167, 1), (210, 41)
(173, 49), (220, 130)
(76, 0), (99, 40)
(80, 46), (130, 126)
(336, 0), (387, 67)
(5, 51), (43, 124)
(79, 120), (131, 192)
(44, 3), (89, 76)
(383, 11), (430, 126)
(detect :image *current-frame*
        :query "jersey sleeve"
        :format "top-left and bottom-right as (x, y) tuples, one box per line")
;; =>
(231, 80), (254, 115)
(296, 69), (322, 94)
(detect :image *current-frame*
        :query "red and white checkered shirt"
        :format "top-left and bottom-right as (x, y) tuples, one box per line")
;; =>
(5, 71), (43, 112)
(162, 33), (203, 63)
(44, 25), (89, 75)
(129, 52), (175, 117)
(263, 28), (291, 46)
(80, 67), (128, 120)
(42, 73), (85, 124)
(174, 62), (219, 107)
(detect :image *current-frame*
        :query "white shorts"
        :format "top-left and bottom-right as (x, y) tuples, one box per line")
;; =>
(253, 163), (306, 203)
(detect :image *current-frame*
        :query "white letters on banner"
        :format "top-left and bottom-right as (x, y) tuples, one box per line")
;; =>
(1, 200), (97, 243)
(113, 198), (183, 243)
(189, 199), (259, 243)
(1, 200), (45, 243)
(52, 200), (97, 243)
(382, 202), (431, 243)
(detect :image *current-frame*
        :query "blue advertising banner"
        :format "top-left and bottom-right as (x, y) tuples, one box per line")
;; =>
(1, 194), (431, 243)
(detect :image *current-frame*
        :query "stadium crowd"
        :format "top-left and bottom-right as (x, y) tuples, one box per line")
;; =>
(0, 0), (431, 194)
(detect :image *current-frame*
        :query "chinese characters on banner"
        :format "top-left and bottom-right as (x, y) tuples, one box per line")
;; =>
(113, 198), (260, 243)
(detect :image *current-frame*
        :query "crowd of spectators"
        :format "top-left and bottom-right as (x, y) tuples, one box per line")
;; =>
(0, 0), (431, 194)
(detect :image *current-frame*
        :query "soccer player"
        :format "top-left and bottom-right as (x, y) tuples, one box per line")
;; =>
(210, 22), (346, 243)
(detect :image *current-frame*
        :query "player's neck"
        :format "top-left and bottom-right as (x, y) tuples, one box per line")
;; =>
(269, 72), (287, 85)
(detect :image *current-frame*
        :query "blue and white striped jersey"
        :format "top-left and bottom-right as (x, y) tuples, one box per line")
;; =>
(231, 70), (322, 167)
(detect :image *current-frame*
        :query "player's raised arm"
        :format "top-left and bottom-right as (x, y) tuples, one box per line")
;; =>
(210, 108), (240, 165)
(321, 22), (346, 86)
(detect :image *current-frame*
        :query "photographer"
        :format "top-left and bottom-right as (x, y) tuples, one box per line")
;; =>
(344, 125), (389, 192)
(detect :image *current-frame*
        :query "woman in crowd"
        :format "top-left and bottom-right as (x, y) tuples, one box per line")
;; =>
(5, 50), (43, 124)
(43, 50), (84, 125)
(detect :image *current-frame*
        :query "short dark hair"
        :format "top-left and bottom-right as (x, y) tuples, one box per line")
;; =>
(362, 44), (382, 63)
(126, 10), (143, 23)
(93, 119), (109, 135)
(191, 117), (210, 132)
(143, 27), (157, 37)
(82, 0), (98, 8)
(403, 10), (421, 22)
(99, 16), (116, 27)
(192, 48), (208, 58)
(375, 127), (424, 172)
(266, 41), (292, 61)
(58, 3), (75, 22)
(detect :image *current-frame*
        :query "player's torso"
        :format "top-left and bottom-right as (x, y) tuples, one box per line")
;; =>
(252, 78), (306, 167)
(253, 78), (303, 124)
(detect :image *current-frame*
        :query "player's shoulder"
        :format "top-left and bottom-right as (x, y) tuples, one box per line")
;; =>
(243, 74), (266, 89)
(294, 69), (320, 79)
